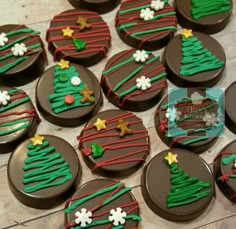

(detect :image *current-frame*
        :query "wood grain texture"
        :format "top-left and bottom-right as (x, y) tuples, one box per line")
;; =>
(0, 0), (236, 228)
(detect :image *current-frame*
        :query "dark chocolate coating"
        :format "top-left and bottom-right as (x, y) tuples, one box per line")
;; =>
(68, 0), (121, 14)
(101, 49), (167, 111)
(64, 179), (140, 228)
(213, 140), (236, 203)
(46, 9), (111, 67)
(141, 148), (215, 221)
(36, 63), (102, 127)
(0, 24), (47, 86)
(78, 109), (150, 177)
(154, 89), (221, 153)
(175, 0), (233, 34)
(8, 135), (82, 209)
(0, 86), (39, 154)
(225, 82), (236, 134)
(115, 0), (177, 50)
(162, 32), (226, 87)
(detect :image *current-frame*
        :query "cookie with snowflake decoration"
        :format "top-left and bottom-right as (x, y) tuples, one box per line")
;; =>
(213, 140), (236, 203)
(78, 109), (150, 177)
(67, 0), (121, 14)
(175, 0), (233, 34)
(46, 9), (111, 67)
(0, 86), (40, 153)
(36, 60), (102, 127)
(154, 88), (224, 153)
(101, 49), (167, 111)
(0, 24), (47, 86)
(115, 0), (177, 50)
(64, 179), (141, 228)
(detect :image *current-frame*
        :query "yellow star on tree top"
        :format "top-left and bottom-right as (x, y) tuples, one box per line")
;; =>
(62, 26), (74, 37)
(57, 59), (70, 69)
(181, 29), (193, 38)
(93, 118), (106, 131)
(164, 152), (178, 165)
(31, 135), (45, 146)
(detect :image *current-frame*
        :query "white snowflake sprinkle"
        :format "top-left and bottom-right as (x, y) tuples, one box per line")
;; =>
(108, 208), (127, 226)
(75, 208), (92, 228)
(151, 0), (165, 11)
(0, 33), (8, 47)
(133, 50), (149, 63)
(0, 90), (11, 106)
(71, 76), (81, 86)
(140, 8), (155, 21)
(166, 107), (177, 122)
(136, 76), (151, 91)
(11, 43), (28, 57)
(203, 113), (218, 126)
(234, 159), (236, 169)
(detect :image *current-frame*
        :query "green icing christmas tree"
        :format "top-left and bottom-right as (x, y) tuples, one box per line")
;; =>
(22, 135), (72, 193)
(49, 59), (94, 114)
(164, 152), (212, 208)
(179, 29), (224, 76)
(191, 0), (232, 20)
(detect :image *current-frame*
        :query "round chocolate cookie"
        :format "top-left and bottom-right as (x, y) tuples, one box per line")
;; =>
(225, 82), (236, 134)
(0, 86), (40, 153)
(67, 0), (121, 14)
(162, 29), (226, 87)
(78, 109), (150, 177)
(8, 134), (82, 209)
(36, 60), (102, 127)
(115, 0), (177, 50)
(213, 140), (236, 203)
(46, 9), (111, 67)
(0, 24), (47, 86)
(154, 88), (224, 153)
(141, 149), (215, 221)
(175, 0), (233, 34)
(101, 49), (167, 111)
(64, 179), (141, 228)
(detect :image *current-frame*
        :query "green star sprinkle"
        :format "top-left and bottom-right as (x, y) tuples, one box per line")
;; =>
(73, 38), (86, 51)
(91, 143), (105, 159)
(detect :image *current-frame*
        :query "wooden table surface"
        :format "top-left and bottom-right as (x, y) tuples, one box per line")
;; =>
(1, 1), (236, 228)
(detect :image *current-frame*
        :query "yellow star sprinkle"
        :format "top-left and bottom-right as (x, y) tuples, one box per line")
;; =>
(62, 26), (74, 37)
(164, 152), (178, 165)
(93, 118), (106, 131)
(57, 59), (70, 69)
(181, 29), (193, 38)
(31, 135), (45, 146)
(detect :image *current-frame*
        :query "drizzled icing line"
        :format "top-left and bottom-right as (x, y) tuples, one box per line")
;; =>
(78, 111), (149, 171)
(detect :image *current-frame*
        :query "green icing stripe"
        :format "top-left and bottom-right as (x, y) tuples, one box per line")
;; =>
(0, 122), (29, 136)
(23, 138), (72, 193)
(118, 4), (151, 14)
(6, 27), (37, 37)
(0, 57), (28, 74)
(0, 96), (30, 113)
(222, 154), (236, 165)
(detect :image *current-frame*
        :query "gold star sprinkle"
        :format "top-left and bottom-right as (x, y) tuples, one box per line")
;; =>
(31, 135), (44, 146)
(62, 27), (74, 37)
(57, 59), (70, 69)
(93, 118), (106, 131)
(164, 152), (178, 165)
(181, 29), (193, 38)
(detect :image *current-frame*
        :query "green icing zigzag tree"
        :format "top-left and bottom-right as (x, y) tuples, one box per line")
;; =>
(23, 135), (72, 193)
(49, 59), (94, 114)
(179, 29), (224, 76)
(164, 152), (212, 208)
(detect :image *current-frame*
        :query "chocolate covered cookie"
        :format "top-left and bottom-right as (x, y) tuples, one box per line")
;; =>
(64, 179), (141, 228)
(141, 149), (215, 221)
(8, 134), (82, 209)
(101, 49), (167, 111)
(46, 9), (111, 66)
(0, 86), (40, 153)
(115, 0), (177, 50)
(162, 29), (225, 87)
(78, 109), (150, 177)
(68, 0), (121, 14)
(154, 88), (224, 153)
(175, 0), (233, 34)
(214, 140), (236, 203)
(0, 24), (47, 85)
(36, 60), (102, 127)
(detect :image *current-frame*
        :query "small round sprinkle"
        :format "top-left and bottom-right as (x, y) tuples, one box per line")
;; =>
(71, 76), (81, 86)
(59, 74), (68, 82)
(64, 94), (75, 105)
